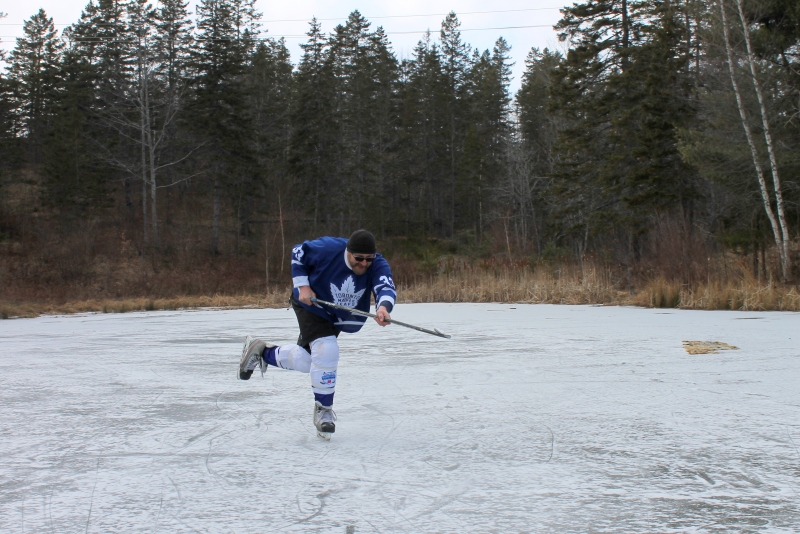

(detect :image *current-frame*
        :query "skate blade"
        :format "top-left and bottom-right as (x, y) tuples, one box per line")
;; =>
(317, 431), (332, 441)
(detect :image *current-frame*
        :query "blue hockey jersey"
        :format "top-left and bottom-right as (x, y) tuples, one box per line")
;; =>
(291, 236), (397, 333)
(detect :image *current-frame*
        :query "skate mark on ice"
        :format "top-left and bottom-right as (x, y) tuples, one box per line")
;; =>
(168, 475), (183, 504)
(290, 488), (332, 525)
(696, 471), (715, 485)
(153, 482), (165, 530)
(204, 427), (241, 488)
(185, 424), (222, 445)
(409, 486), (469, 523)
(785, 428), (800, 497)
(255, 409), (271, 430)
(162, 477), (208, 532)
(84, 458), (100, 534)
(543, 424), (555, 462)
(787, 427), (800, 460)
(366, 405), (401, 463)
(356, 511), (388, 533)
(149, 390), (165, 406)
(214, 390), (248, 432)
(47, 485), (54, 531)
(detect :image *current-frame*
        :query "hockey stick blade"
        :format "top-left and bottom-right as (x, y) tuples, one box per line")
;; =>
(310, 298), (451, 339)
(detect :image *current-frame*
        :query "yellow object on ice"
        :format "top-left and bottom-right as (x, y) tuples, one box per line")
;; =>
(682, 341), (739, 354)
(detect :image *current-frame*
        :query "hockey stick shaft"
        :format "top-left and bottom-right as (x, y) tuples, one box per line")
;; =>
(310, 298), (451, 339)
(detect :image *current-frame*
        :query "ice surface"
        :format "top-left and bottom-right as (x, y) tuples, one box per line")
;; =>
(1, 303), (799, 532)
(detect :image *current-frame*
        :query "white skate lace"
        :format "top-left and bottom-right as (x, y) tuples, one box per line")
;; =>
(318, 406), (337, 424)
(248, 350), (261, 371)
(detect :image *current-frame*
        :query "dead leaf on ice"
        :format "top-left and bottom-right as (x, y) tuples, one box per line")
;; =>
(682, 341), (739, 355)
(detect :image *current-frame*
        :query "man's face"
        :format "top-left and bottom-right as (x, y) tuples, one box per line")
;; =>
(347, 251), (375, 275)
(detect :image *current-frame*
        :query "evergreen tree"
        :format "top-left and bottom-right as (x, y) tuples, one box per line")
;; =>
(517, 48), (562, 161)
(367, 26), (401, 237)
(41, 44), (113, 215)
(324, 12), (400, 233)
(511, 48), (563, 253)
(190, 0), (261, 254)
(64, 0), (138, 217)
(463, 38), (513, 235)
(246, 37), (293, 245)
(328, 11), (375, 230)
(439, 13), (471, 236)
(151, 0), (194, 232)
(6, 9), (65, 164)
(0, 10), (21, 170)
(398, 33), (449, 235)
(290, 19), (335, 231)
(550, 0), (699, 258)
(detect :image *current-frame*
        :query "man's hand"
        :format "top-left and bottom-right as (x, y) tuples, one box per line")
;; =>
(298, 285), (316, 306)
(375, 305), (391, 327)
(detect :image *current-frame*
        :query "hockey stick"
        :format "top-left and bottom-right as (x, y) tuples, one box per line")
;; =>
(310, 297), (452, 339)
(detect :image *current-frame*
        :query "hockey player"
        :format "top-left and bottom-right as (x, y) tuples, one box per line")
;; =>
(237, 230), (396, 439)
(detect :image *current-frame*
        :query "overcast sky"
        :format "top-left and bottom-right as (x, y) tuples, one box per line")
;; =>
(1, 0), (567, 94)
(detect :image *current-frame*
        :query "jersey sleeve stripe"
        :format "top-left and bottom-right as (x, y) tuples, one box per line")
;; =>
(377, 296), (395, 307)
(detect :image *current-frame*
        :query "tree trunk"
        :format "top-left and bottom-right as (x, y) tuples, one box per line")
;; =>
(144, 65), (158, 247)
(279, 191), (285, 276)
(719, 0), (786, 279)
(140, 87), (149, 246)
(735, 0), (791, 280)
(212, 177), (221, 255)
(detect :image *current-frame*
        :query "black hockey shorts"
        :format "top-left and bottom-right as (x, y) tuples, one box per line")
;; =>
(290, 295), (340, 353)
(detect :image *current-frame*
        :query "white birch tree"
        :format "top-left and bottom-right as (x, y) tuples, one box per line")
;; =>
(718, 0), (790, 281)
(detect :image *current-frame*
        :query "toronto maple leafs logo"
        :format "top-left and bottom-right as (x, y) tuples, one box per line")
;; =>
(291, 245), (304, 265)
(330, 276), (365, 309)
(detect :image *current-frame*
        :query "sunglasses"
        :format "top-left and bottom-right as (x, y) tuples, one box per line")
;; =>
(351, 254), (376, 263)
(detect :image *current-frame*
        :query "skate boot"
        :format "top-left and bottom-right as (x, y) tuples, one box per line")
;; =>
(238, 336), (274, 380)
(313, 401), (337, 440)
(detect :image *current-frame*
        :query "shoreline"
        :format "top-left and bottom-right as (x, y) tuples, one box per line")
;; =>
(3, 277), (799, 319)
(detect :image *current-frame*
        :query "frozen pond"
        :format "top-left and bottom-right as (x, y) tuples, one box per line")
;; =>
(1, 303), (799, 532)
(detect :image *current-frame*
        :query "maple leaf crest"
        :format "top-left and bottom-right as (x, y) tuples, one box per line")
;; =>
(330, 276), (365, 309)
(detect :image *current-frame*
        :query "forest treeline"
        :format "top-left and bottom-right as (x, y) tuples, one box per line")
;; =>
(0, 0), (798, 305)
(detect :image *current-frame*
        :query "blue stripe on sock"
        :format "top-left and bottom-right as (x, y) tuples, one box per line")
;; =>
(314, 392), (334, 407)
(264, 346), (278, 367)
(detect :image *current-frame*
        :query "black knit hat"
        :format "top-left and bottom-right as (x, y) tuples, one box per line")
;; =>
(346, 230), (377, 254)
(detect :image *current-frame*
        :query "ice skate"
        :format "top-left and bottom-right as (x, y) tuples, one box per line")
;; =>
(313, 401), (337, 440)
(238, 336), (274, 380)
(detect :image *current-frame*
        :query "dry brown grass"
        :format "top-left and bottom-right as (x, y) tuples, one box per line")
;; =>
(3, 259), (800, 319)
(399, 268), (800, 311)
(634, 277), (800, 311)
(400, 264), (633, 305)
(1, 290), (289, 319)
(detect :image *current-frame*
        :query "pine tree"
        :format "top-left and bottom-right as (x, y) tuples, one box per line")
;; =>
(439, 13), (471, 236)
(323, 12), (400, 234)
(151, 0), (194, 233)
(550, 0), (699, 258)
(398, 33), (449, 235)
(245, 37), (293, 249)
(63, 0), (138, 218)
(517, 48), (562, 160)
(6, 9), (65, 164)
(462, 38), (513, 236)
(190, 0), (261, 254)
(511, 48), (563, 253)
(41, 44), (113, 215)
(366, 26), (401, 237)
(290, 18), (335, 232)
(328, 11), (375, 231)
